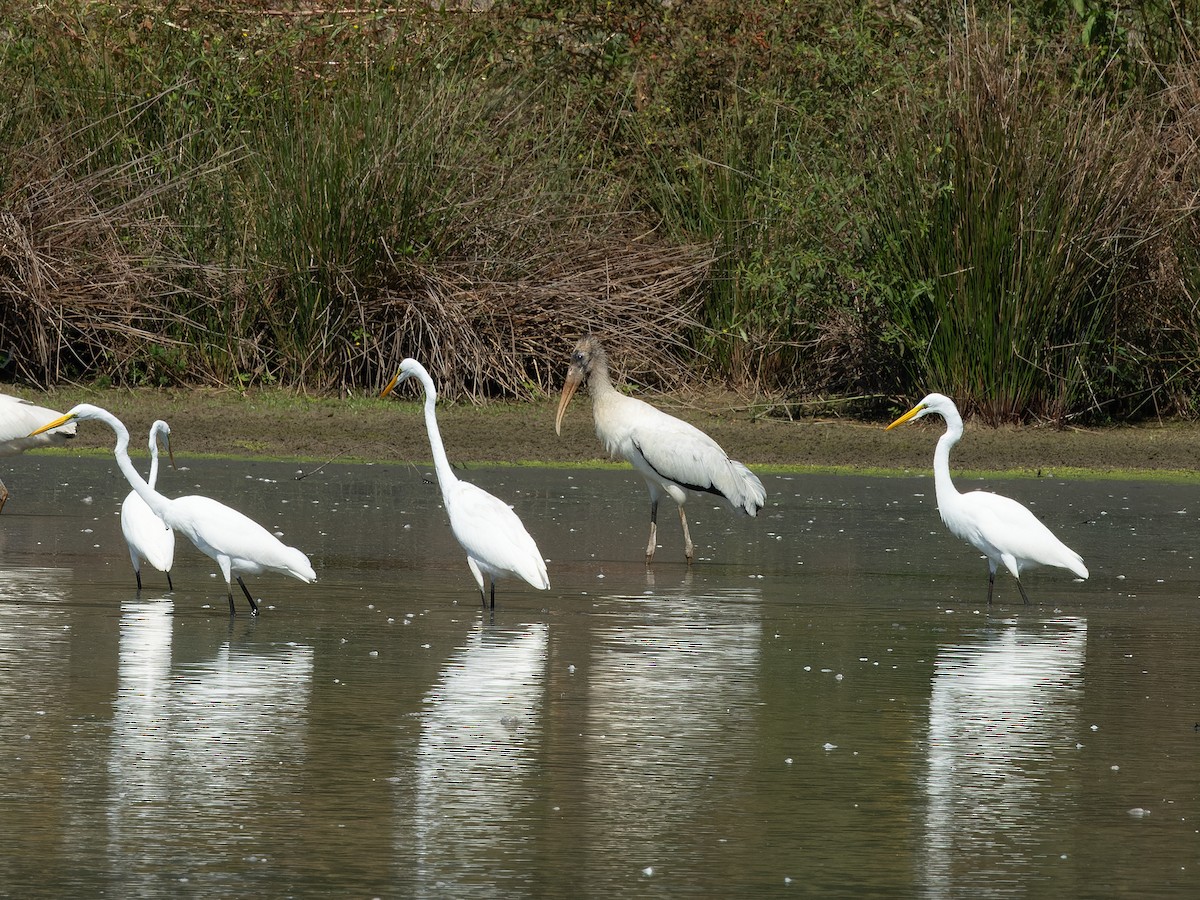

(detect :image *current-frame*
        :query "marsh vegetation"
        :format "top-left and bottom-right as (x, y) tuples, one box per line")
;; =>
(1, 1), (1198, 424)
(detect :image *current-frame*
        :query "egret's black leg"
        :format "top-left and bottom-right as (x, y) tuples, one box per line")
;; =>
(166, 571), (174, 591)
(987, 568), (995, 606)
(1015, 578), (1032, 605)
(483, 584), (496, 625)
(227, 591), (237, 616)
(237, 576), (260, 616)
(135, 569), (143, 591)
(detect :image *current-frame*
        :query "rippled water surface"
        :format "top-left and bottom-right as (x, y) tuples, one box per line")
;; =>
(1, 456), (1198, 897)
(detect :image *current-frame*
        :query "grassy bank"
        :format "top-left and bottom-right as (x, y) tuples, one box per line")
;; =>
(10, 385), (1200, 482)
(1, 2), (1198, 424)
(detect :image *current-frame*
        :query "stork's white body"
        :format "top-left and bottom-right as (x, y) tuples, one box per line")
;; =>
(557, 336), (765, 562)
(0, 393), (76, 512)
(591, 388), (765, 517)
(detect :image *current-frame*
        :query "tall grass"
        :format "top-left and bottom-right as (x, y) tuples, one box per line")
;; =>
(0, 115), (199, 387)
(1126, 51), (1200, 418)
(867, 24), (1164, 423)
(245, 73), (442, 389)
(1, 1), (1199, 419)
(0, 3), (712, 396)
(634, 87), (876, 394)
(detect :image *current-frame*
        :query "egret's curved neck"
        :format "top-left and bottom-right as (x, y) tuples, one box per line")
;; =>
(415, 370), (458, 493)
(933, 409), (964, 507)
(99, 411), (171, 519)
(147, 430), (160, 489)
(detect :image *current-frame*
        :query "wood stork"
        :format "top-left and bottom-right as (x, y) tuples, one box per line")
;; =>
(887, 392), (1088, 604)
(32, 404), (315, 615)
(555, 335), (766, 563)
(121, 419), (176, 591)
(0, 392), (76, 512)
(381, 358), (550, 609)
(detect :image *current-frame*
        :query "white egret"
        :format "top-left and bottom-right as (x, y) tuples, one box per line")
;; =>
(31, 404), (315, 615)
(121, 419), (176, 591)
(555, 335), (766, 563)
(886, 392), (1088, 604)
(0, 392), (76, 513)
(381, 358), (549, 609)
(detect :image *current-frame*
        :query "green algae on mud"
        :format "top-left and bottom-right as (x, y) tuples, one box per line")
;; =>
(8, 385), (1200, 479)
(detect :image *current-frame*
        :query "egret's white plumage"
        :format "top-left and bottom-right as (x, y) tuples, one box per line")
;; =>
(886, 392), (1088, 604)
(0, 392), (76, 512)
(120, 419), (176, 591)
(555, 335), (766, 563)
(31, 404), (315, 614)
(381, 358), (549, 608)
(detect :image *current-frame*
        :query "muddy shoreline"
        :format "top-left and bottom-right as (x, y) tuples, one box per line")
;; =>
(8, 385), (1200, 479)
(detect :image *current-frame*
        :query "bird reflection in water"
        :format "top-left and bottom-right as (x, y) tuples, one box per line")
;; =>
(581, 585), (762, 880)
(404, 622), (549, 896)
(107, 599), (314, 884)
(923, 616), (1087, 897)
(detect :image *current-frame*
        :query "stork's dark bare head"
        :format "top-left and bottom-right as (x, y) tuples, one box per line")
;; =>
(555, 335), (608, 435)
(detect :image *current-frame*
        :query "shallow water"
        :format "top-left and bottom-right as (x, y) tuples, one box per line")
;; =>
(0, 456), (1198, 897)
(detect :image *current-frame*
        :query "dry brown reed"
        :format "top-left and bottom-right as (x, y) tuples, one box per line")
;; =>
(365, 236), (712, 400)
(0, 136), (711, 398)
(0, 138), (191, 387)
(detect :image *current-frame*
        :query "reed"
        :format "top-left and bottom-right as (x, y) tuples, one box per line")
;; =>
(1, 1), (1199, 420)
(868, 23), (1163, 423)
(0, 119), (199, 387)
(0, 5), (710, 396)
(634, 87), (870, 393)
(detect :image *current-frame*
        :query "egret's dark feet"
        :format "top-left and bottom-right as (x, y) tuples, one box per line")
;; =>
(237, 576), (261, 615)
(166, 571), (174, 592)
(1016, 579), (1032, 605)
(135, 570), (143, 591)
